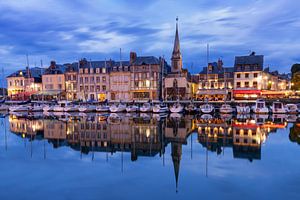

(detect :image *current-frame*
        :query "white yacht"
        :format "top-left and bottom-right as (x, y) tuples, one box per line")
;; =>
(236, 104), (251, 114)
(185, 103), (198, 113)
(43, 105), (54, 112)
(53, 101), (71, 112)
(271, 101), (286, 114)
(126, 105), (139, 112)
(109, 103), (126, 113)
(220, 104), (234, 113)
(9, 105), (30, 112)
(200, 103), (214, 114)
(285, 104), (298, 114)
(140, 103), (152, 112)
(252, 99), (269, 114)
(64, 104), (79, 112)
(96, 105), (110, 112)
(78, 105), (96, 112)
(153, 104), (169, 113)
(0, 104), (8, 111)
(30, 104), (44, 112)
(169, 102), (184, 113)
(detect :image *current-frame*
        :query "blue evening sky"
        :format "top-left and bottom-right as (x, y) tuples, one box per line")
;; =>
(0, 0), (299, 75)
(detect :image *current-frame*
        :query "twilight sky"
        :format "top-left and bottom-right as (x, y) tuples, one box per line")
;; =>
(0, 0), (300, 75)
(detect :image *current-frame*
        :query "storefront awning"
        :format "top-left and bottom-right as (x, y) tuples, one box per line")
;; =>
(35, 91), (62, 96)
(233, 90), (261, 95)
(196, 89), (228, 95)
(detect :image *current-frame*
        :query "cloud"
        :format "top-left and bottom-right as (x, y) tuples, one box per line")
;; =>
(0, 0), (299, 74)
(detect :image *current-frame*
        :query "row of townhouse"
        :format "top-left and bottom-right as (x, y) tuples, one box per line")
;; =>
(195, 52), (291, 101)
(6, 18), (291, 101)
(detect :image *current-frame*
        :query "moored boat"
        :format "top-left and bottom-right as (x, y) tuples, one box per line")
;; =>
(200, 103), (214, 114)
(78, 105), (96, 112)
(109, 103), (126, 113)
(252, 99), (269, 114)
(9, 105), (30, 112)
(220, 104), (234, 113)
(285, 104), (298, 114)
(236, 104), (251, 114)
(185, 103), (198, 113)
(126, 105), (139, 112)
(140, 103), (152, 112)
(153, 103), (169, 113)
(271, 101), (286, 114)
(170, 102), (184, 113)
(64, 105), (79, 112)
(96, 105), (110, 112)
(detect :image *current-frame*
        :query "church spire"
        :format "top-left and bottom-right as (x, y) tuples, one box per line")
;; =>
(171, 17), (182, 73)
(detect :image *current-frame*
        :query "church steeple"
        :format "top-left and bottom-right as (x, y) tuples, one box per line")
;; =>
(171, 17), (182, 73)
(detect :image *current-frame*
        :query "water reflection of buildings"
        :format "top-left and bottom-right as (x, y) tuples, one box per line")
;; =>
(7, 113), (290, 190)
(196, 116), (286, 161)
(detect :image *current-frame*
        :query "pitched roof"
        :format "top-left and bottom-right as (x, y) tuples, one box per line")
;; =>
(234, 55), (264, 67)
(132, 56), (160, 65)
(7, 67), (45, 79)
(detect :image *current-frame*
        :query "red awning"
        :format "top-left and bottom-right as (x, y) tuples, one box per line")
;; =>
(233, 90), (261, 95)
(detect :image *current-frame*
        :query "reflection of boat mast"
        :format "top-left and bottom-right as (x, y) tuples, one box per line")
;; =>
(121, 122), (124, 173)
(44, 139), (46, 159)
(205, 120), (208, 177)
(4, 116), (7, 151)
(190, 133), (193, 160)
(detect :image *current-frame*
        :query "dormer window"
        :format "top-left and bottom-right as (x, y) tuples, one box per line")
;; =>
(84, 68), (89, 74)
(96, 68), (99, 73)
(102, 68), (106, 74)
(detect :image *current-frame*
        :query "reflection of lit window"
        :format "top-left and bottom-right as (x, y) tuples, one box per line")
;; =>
(239, 129), (244, 135)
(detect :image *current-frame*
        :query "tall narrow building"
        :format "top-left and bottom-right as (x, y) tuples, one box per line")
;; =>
(171, 17), (182, 73)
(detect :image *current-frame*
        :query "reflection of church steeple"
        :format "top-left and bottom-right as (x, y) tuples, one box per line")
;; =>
(171, 142), (182, 193)
(171, 17), (182, 73)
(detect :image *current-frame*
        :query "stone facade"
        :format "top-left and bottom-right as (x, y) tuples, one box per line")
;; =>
(77, 59), (111, 102)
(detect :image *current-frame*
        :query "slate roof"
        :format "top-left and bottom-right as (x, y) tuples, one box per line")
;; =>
(234, 55), (264, 67)
(7, 67), (45, 79)
(44, 64), (66, 75)
(132, 56), (160, 66)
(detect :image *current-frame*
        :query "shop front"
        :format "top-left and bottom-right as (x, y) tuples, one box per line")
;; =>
(233, 90), (261, 100)
(196, 89), (230, 101)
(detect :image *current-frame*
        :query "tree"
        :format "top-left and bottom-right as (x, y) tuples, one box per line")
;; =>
(291, 63), (300, 75)
(289, 124), (300, 145)
(291, 71), (300, 90)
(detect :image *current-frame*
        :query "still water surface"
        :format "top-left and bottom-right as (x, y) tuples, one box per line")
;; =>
(0, 112), (299, 200)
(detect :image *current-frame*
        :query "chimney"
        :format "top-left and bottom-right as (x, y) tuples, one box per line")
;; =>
(217, 58), (223, 71)
(130, 52), (137, 65)
(50, 61), (56, 69)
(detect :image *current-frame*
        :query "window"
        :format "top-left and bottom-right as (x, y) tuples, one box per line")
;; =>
(96, 86), (100, 92)
(134, 81), (139, 87)
(90, 86), (94, 92)
(254, 73), (258, 78)
(96, 77), (100, 83)
(245, 82), (249, 87)
(102, 77), (106, 82)
(102, 68), (106, 73)
(253, 81), (258, 88)
(237, 82), (241, 88)
(90, 77), (94, 83)
(102, 85), (106, 91)
(85, 77), (88, 83)
(9, 81), (12, 86)
(80, 77), (83, 84)
(58, 84), (62, 89)
(245, 73), (249, 78)
(85, 86), (89, 91)
(58, 77), (61, 82)
(67, 75), (71, 81)
(237, 73), (241, 78)
(80, 86), (83, 91)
